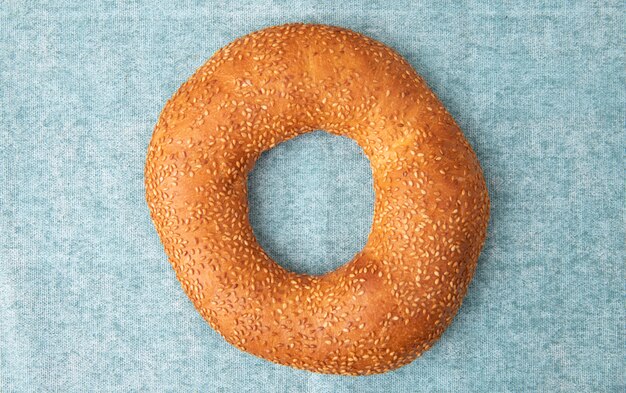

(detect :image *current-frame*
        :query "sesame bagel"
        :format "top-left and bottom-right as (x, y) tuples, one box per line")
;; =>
(145, 23), (489, 375)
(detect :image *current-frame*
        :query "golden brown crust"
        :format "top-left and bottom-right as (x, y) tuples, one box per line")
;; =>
(145, 23), (489, 375)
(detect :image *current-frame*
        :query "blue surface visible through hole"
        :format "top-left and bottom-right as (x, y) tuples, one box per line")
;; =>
(247, 130), (375, 276)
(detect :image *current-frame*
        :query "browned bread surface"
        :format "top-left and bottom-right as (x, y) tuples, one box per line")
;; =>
(145, 23), (489, 375)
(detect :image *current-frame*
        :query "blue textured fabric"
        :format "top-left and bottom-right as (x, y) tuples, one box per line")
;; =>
(1, 1), (623, 392)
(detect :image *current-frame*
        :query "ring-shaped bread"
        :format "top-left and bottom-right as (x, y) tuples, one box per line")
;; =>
(145, 23), (489, 375)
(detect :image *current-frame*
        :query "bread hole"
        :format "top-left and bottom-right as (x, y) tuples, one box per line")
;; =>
(247, 130), (375, 275)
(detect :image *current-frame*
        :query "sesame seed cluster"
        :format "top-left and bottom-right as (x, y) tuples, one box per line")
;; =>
(145, 23), (489, 375)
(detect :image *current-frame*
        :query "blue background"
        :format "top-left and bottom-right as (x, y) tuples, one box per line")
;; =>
(1, 1), (623, 392)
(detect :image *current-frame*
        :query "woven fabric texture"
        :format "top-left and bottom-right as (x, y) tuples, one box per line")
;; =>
(1, 1), (623, 392)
